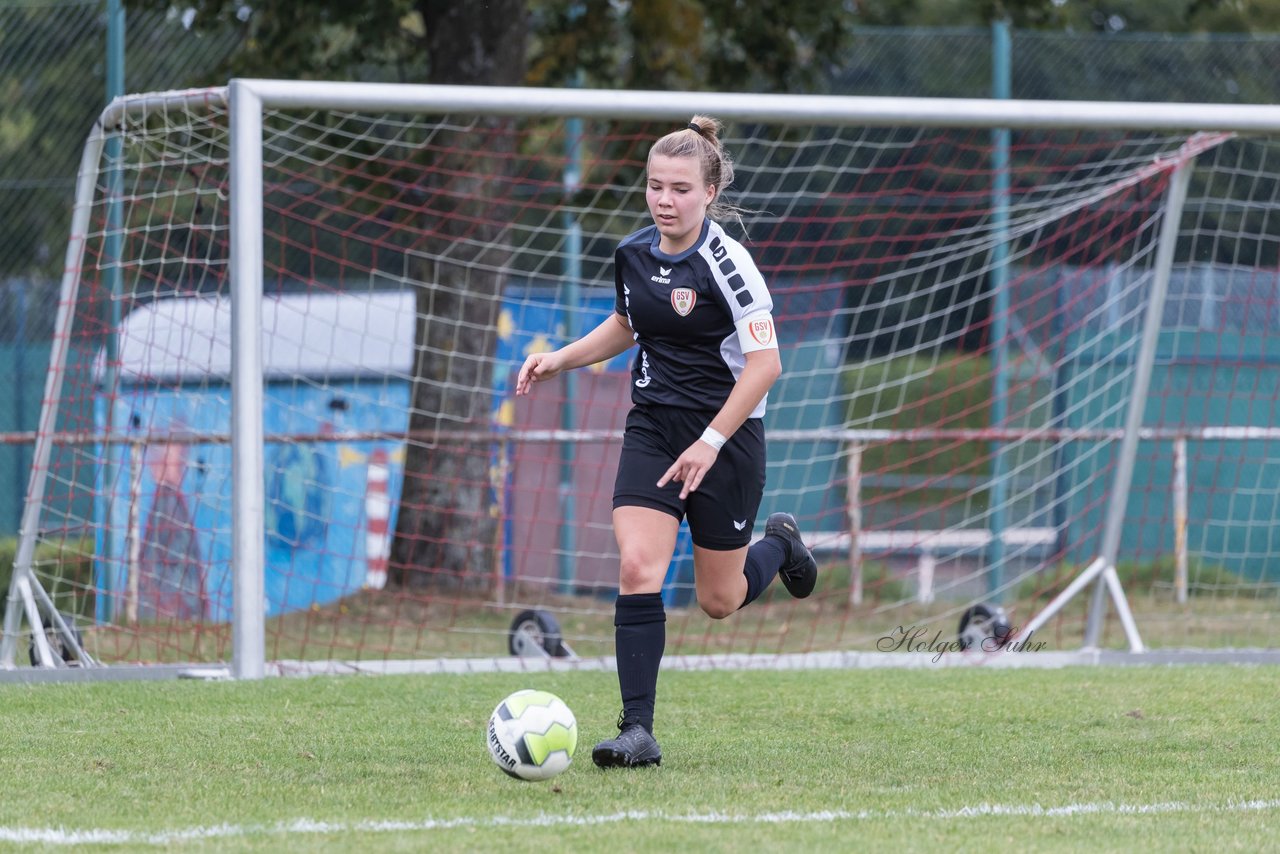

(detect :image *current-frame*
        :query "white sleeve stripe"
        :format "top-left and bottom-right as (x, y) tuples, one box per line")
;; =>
(701, 224), (773, 323)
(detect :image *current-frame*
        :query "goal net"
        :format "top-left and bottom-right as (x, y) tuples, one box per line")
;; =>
(4, 83), (1279, 675)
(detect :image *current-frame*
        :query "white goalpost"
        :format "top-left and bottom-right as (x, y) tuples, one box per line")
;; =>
(4, 81), (1280, 680)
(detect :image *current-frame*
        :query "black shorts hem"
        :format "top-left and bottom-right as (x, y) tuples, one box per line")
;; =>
(613, 494), (683, 520)
(689, 530), (752, 551)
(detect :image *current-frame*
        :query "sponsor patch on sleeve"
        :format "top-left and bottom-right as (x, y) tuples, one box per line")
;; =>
(736, 313), (778, 353)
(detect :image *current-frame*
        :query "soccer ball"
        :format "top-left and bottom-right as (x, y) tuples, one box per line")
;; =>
(486, 689), (578, 781)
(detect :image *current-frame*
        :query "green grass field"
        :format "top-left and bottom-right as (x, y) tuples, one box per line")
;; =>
(4, 665), (1279, 851)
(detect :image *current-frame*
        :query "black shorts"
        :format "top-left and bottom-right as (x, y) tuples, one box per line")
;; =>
(612, 405), (767, 550)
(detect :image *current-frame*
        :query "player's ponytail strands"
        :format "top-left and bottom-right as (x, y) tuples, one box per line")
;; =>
(682, 114), (733, 203)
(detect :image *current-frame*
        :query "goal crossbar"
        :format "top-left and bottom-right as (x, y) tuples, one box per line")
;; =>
(69, 81), (1280, 134)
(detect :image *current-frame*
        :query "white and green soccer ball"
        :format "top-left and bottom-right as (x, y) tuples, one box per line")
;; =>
(486, 689), (578, 781)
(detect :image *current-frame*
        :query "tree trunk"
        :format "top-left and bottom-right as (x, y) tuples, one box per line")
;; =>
(389, 0), (528, 590)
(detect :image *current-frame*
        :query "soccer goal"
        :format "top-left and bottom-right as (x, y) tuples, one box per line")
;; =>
(4, 81), (1280, 680)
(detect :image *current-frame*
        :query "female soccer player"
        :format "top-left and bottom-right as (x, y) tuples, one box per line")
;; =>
(515, 115), (817, 768)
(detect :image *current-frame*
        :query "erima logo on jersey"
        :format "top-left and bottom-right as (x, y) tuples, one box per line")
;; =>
(651, 266), (672, 285)
(670, 288), (696, 316)
(733, 519), (747, 531)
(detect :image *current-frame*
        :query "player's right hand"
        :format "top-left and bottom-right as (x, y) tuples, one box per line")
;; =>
(657, 438), (720, 500)
(516, 351), (565, 396)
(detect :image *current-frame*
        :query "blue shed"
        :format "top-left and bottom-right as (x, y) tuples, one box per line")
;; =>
(95, 291), (412, 623)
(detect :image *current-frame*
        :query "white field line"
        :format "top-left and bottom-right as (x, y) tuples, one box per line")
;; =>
(3, 798), (1279, 846)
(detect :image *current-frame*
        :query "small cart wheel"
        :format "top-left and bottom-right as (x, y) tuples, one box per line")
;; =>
(29, 612), (84, 667)
(508, 608), (565, 658)
(957, 603), (1013, 652)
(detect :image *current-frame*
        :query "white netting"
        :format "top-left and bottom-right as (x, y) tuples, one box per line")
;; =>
(6, 87), (1280, 671)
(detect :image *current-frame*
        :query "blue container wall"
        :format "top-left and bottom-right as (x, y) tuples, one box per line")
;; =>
(95, 380), (408, 623)
(1061, 331), (1280, 581)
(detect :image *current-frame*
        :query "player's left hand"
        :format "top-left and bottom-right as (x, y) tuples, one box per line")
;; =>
(657, 440), (720, 500)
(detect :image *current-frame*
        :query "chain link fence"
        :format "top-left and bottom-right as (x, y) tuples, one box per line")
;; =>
(0, 10), (1277, 533)
(0, 1), (240, 532)
(830, 28), (1280, 101)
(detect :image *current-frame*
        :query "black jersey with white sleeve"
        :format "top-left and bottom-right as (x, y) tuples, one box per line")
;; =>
(613, 219), (778, 418)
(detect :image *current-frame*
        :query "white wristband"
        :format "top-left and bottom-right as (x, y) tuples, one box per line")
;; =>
(700, 426), (727, 451)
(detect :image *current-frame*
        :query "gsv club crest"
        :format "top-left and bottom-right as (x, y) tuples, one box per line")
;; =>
(670, 288), (696, 316)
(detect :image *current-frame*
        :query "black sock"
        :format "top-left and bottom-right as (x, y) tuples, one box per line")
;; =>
(740, 535), (787, 608)
(614, 592), (666, 734)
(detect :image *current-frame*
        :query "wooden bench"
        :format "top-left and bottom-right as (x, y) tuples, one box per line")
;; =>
(800, 527), (1059, 604)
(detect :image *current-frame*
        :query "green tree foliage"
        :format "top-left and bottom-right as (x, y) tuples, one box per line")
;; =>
(1190, 0), (1280, 31)
(142, 0), (866, 91)
(0, 5), (104, 298)
(139, 1), (1280, 103)
(527, 0), (855, 92)
(852, 0), (1280, 32)
(0, 5), (239, 290)
(138, 1), (1280, 95)
(850, 0), (1063, 27)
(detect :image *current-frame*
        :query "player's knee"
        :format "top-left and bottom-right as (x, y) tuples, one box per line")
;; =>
(696, 592), (737, 620)
(618, 552), (662, 593)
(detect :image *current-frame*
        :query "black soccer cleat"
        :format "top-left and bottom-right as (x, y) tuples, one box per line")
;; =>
(592, 722), (662, 769)
(766, 512), (818, 599)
